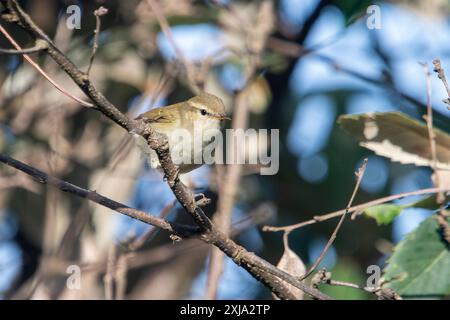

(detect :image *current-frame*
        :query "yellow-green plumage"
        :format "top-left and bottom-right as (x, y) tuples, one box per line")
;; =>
(133, 92), (229, 173)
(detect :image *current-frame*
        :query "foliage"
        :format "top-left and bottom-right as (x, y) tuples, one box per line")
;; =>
(382, 216), (450, 298)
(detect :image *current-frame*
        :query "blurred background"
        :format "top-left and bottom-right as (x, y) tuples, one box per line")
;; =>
(0, 0), (449, 299)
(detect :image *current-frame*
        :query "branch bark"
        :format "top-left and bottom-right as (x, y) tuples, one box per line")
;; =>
(0, 0), (331, 300)
(0, 153), (197, 237)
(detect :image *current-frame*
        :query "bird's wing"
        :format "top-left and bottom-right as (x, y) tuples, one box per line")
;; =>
(135, 104), (180, 123)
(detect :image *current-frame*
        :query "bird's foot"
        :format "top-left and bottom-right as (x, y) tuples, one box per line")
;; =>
(194, 193), (211, 207)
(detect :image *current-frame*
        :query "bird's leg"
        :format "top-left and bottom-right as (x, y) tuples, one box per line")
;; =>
(194, 193), (211, 207)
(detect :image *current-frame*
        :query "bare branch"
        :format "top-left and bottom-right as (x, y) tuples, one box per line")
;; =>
(421, 63), (442, 199)
(104, 245), (117, 300)
(0, 24), (94, 108)
(311, 269), (402, 300)
(0, 43), (46, 54)
(432, 58), (450, 108)
(145, 0), (200, 94)
(263, 187), (450, 233)
(127, 200), (177, 251)
(86, 6), (108, 76)
(0, 151), (332, 300)
(0, 152), (198, 237)
(299, 159), (368, 280)
(424, 60), (450, 243)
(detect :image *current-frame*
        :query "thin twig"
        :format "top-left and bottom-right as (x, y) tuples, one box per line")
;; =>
(145, 0), (200, 94)
(421, 62), (443, 204)
(311, 269), (402, 300)
(202, 1), (267, 294)
(0, 24), (94, 108)
(127, 200), (177, 251)
(299, 159), (368, 280)
(114, 254), (129, 300)
(104, 245), (117, 300)
(267, 36), (448, 119)
(204, 91), (251, 299)
(263, 187), (450, 233)
(204, 46), (260, 299)
(72, 204), (274, 277)
(426, 60), (450, 243)
(0, 152), (198, 237)
(86, 6), (108, 76)
(0, 44), (46, 54)
(432, 58), (450, 108)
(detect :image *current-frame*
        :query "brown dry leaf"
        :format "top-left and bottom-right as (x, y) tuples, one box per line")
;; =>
(338, 112), (450, 170)
(273, 233), (306, 300)
(242, 77), (271, 114)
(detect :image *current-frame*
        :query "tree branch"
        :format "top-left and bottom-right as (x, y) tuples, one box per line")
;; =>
(0, 153), (198, 237)
(0, 24), (94, 108)
(0, 0), (331, 300)
(86, 6), (108, 76)
(299, 159), (367, 280)
(0, 152), (331, 300)
(0, 42), (46, 54)
(263, 187), (450, 233)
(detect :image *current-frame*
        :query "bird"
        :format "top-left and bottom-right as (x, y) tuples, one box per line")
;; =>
(133, 92), (230, 173)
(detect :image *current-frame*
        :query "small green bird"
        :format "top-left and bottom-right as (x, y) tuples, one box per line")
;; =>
(134, 92), (230, 173)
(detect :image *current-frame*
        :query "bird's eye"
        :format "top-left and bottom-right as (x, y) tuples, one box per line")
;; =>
(200, 109), (207, 116)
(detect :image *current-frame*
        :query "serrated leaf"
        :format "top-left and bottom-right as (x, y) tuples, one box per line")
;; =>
(338, 112), (450, 170)
(364, 204), (404, 225)
(382, 216), (450, 298)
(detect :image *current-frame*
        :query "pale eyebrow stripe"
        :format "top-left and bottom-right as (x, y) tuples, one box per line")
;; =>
(188, 101), (204, 110)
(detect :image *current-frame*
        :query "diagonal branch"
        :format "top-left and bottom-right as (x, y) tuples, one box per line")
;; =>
(433, 58), (450, 108)
(299, 159), (368, 280)
(0, 43), (46, 54)
(0, 24), (94, 108)
(0, 152), (331, 300)
(86, 6), (108, 76)
(263, 186), (450, 233)
(1, 0), (331, 300)
(145, 0), (200, 94)
(0, 153), (198, 237)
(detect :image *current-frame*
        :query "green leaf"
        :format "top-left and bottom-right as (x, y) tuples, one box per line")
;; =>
(363, 196), (439, 226)
(382, 216), (450, 299)
(364, 204), (404, 225)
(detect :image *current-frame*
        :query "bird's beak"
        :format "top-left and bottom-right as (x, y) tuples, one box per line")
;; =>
(214, 113), (231, 121)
